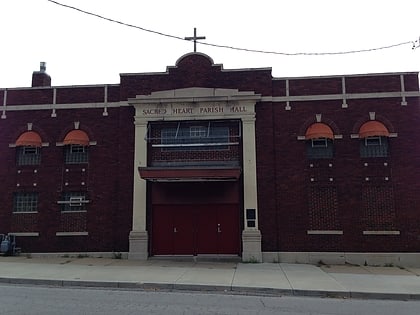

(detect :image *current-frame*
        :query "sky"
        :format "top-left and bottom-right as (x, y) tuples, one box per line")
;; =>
(1, 0), (419, 88)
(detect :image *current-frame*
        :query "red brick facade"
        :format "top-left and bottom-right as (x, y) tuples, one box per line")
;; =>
(0, 53), (419, 256)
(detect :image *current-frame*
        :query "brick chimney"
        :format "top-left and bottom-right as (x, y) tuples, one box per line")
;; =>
(31, 62), (51, 87)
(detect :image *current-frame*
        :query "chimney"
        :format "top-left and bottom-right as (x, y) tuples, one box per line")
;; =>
(31, 62), (51, 87)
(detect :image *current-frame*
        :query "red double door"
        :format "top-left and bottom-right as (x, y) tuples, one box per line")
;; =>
(152, 204), (240, 256)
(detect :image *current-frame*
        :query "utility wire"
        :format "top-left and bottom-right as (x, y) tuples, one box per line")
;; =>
(46, 0), (418, 56)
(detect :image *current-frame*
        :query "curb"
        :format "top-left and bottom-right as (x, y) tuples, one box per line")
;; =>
(1, 277), (420, 300)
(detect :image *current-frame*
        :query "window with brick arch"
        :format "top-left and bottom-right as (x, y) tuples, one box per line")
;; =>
(360, 136), (388, 158)
(64, 144), (88, 164)
(16, 146), (41, 166)
(306, 138), (334, 159)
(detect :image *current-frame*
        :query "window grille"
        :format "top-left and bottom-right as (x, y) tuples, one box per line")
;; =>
(159, 124), (231, 151)
(16, 146), (41, 166)
(58, 192), (88, 212)
(360, 136), (388, 158)
(13, 192), (38, 213)
(65, 145), (88, 164)
(306, 139), (333, 159)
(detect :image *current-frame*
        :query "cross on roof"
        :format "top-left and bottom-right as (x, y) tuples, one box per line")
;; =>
(184, 28), (206, 52)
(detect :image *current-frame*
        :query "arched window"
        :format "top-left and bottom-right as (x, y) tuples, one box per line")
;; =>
(358, 121), (389, 158)
(63, 130), (90, 164)
(305, 123), (334, 159)
(15, 131), (42, 165)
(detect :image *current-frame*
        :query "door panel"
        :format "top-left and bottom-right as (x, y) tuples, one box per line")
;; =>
(216, 204), (240, 255)
(152, 204), (240, 255)
(196, 206), (218, 254)
(152, 205), (173, 255)
(172, 206), (195, 255)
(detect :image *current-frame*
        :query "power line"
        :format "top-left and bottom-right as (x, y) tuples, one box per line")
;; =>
(46, 0), (418, 56)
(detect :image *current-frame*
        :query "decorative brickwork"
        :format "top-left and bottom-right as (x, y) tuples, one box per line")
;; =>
(11, 213), (38, 233)
(58, 211), (87, 233)
(361, 185), (397, 231)
(308, 186), (340, 230)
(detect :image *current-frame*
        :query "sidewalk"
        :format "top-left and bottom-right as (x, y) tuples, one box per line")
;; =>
(1, 256), (420, 300)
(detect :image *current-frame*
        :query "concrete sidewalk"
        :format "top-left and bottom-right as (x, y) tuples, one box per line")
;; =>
(0, 256), (420, 300)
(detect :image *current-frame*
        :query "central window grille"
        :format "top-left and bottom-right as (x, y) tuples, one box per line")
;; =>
(58, 192), (89, 212)
(65, 145), (88, 164)
(306, 138), (334, 159)
(149, 121), (239, 152)
(13, 192), (38, 213)
(17, 146), (41, 166)
(360, 136), (388, 158)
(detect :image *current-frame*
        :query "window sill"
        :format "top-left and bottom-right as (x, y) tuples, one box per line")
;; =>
(56, 232), (88, 236)
(12, 211), (38, 214)
(363, 230), (400, 235)
(9, 232), (39, 237)
(61, 210), (87, 214)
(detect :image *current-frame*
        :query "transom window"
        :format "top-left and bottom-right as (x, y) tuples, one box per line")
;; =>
(13, 192), (38, 213)
(189, 126), (207, 138)
(58, 191), (89, 212)
(17, 146), (41, 166)
(360, 136), (388, 158)
(65, 145), (88, 164)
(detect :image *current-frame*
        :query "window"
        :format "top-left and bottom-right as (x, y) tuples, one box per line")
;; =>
(190, 126), (207, 138)
(360, 136), (388, 158)
(17, 146), (41, 166)
(65, 144), (88, 164)
(13, 192), (38, 213)
(306, 138), (333, 159)
(58, 192), (89, 212)
(160, 124), (230, 151)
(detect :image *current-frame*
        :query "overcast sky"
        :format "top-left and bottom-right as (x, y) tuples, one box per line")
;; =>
(1, 0), (419, 88)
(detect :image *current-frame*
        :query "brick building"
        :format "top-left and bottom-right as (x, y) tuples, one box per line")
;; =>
(1, 53), (420, 264)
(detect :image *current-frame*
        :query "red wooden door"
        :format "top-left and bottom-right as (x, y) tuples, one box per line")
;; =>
(152, 204), (240, 255)
(152, 205), (173, 255)
(172, 206), (195, 255)
(196, 206), (218, 254)
(216, 204), (240, 255)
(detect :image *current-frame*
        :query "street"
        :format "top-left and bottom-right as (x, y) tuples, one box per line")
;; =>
(0, 284), (419, 315)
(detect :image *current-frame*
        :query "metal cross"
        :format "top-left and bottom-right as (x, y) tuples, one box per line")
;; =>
(184, 28), (206, 52)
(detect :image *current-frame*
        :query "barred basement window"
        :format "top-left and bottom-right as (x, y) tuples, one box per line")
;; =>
(13, 192), (38, 213)
(17, 146), (41, 166)
(360, 136), (388, 158)
(65, 144), (88, 164)
(306, 138), (333, 159)
(58, 192), (89, 212)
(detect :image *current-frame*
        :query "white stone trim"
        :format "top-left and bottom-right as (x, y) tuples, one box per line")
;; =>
(56, 232), (88, 236)
(262, 251), (420, 267)
(0, 101), (125, 112)
(55, 141), (97, 147)
(400, 74), (408, 106)
(0, 90), (418, 113)
(307, 230), (343, 235)
(363, 230), (400, 235)
(9, 232), (39, 237)
(261, 91), (420, 103)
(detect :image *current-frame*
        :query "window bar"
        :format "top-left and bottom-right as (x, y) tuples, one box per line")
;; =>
(144, 123), (150, 141)
(207, 121), (211, 138)
(175, 122), (180, 138)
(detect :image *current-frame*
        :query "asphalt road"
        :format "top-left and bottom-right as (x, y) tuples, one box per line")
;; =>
(0, 284), (419, 315)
